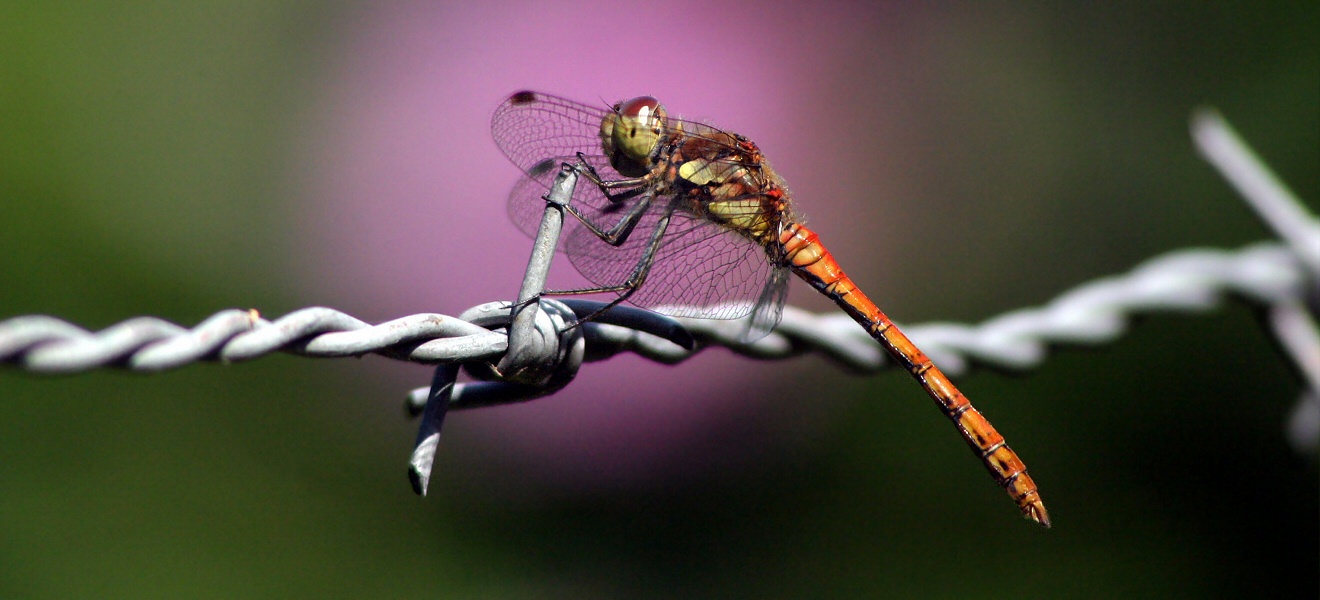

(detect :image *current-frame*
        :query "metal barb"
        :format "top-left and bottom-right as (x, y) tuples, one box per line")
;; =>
(0, 242), (1311, 419)
(1192, 108), (1320, 278)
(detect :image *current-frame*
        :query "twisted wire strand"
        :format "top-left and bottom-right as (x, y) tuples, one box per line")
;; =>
(0, 307), (506, 373)
(0, 240), (1307, 379)
(1190, 108), (1320, 458)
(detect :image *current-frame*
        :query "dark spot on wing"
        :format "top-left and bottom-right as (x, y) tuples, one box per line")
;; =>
(528, 157), (557, 177)
(509, 90), (538, 105)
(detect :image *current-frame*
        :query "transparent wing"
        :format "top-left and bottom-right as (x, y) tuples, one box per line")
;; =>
(562, 194), (788, 338)
(494, 90), (752, 239)
(492, 90), (788, 339)
(491, 91), (612, 175)
(491, 89), (747, 172)
(493, 91), (649, 240)
(507, 159), (787, 336)
(504, 153), (632, 241)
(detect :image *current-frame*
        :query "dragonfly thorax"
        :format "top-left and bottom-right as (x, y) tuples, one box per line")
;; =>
(599, 96), (666, 177)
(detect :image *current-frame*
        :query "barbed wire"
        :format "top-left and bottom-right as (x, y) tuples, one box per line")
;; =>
(1189, 109), (1320, 460)
(2, 109), (1317, 488)
(1, 240), (1306, 378)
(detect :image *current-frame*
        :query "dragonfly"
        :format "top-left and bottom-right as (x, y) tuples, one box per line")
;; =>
(491, 90), (1050, 527)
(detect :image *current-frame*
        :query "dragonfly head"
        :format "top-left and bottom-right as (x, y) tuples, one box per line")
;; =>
(601, 96), (666, 177)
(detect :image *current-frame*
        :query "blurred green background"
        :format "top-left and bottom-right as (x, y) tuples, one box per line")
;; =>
(2, 2), (1316, 598)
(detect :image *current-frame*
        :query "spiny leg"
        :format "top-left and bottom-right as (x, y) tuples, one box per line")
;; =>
(509, 160), (659, 315)
(562, 189), (655, 247)
(573, 152), (648, 195)
(544, 202), (677, 325)
(552, 154), (653, 242)
(527, 156), (672, 323)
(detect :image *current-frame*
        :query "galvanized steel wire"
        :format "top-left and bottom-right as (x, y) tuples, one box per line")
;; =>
(1, 241), (1306, 377)
(2, 110), (1316, 466)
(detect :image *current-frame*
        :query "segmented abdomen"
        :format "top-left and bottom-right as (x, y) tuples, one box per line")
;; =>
(778, 223), (1050, 527)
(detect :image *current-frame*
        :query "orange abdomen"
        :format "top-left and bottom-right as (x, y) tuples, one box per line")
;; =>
(779, 223), (1050, 527)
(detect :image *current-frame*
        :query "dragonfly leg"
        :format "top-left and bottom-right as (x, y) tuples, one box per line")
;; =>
(571, 152), (647, 202)
(553, 154), (658, 246)
(543, 203), (676, 324)
(562, 190), (655, 247)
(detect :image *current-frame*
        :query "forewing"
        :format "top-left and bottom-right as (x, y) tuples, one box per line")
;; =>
(493, 91), (647, 239)
(491, 91), (611, 175)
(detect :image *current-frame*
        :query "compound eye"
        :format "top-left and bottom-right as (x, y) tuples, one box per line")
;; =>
(620, 96), (658, 116)
(619, 96), (661, 125)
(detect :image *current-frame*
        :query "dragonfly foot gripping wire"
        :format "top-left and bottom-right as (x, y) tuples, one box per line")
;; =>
(402, 297), (697, 494)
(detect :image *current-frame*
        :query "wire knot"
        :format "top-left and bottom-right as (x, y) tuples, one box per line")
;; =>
(460, 299), (586, 393)
(406, 299), (588, 496)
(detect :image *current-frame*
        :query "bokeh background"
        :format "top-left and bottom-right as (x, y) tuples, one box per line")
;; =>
(2, 2), (1316, 598)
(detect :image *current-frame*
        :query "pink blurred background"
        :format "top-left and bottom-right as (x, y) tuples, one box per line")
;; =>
(6, 2), (1316, 595)
(293, 2), (939, 498)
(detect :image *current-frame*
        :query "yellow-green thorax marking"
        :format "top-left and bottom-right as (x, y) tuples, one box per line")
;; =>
(599, 97), (794, 246)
